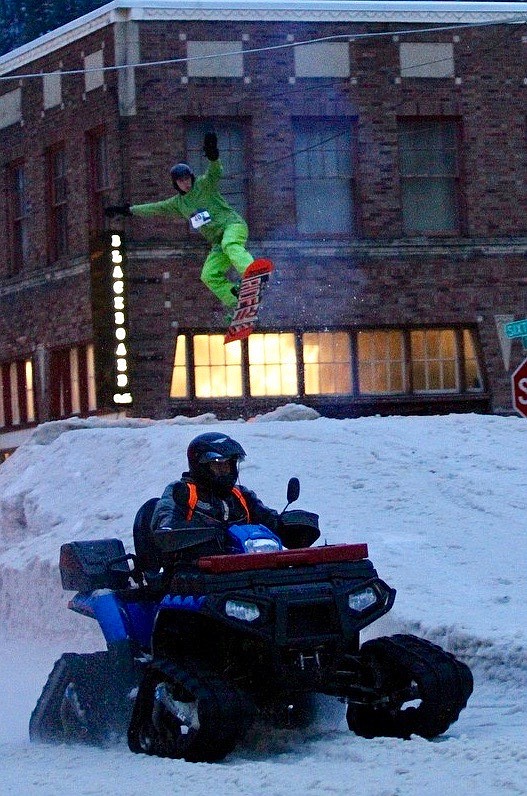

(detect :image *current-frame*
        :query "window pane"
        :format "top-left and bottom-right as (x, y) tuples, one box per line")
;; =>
(186, 122), (247, 217)
(358, 331), (405, 394)
(87, 344), (97, 411)
(398, 118), (459, 233)
(170, 335), (188, 397)
(411, 329), (458, 392)
(294, 120), (354, 234)
(303, 332), (351, 394)
(193, 335), (242, 397)
(248, 333), (297, 396)
(463, 329), (483, 391)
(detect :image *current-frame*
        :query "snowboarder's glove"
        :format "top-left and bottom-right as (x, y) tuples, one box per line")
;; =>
(104, 204), (132, 218)
(203, 132), (219, 161)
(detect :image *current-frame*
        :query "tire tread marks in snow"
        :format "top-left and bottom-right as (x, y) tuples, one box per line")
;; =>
(128, 659), (255, 762)
(347, 633), (473, 739)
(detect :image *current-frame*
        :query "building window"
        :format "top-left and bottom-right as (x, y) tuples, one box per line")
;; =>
(411, 329), (457, 392)
(49, 344), (97, 419)
(398, 117), (461, 234)
(6, 160), (29, 273)
(303, 331), (351, 394)
(193, 334), (242, 398)
(87, 128), (110, 234)
(186, 121), (247, 218)
(0, 359), (35, 428)
(463, 329), (483, 391)
(293, 119), (355, 234)
(358, 330), (406, 394)
(46, 145), (68, 261)
(171, 326), (483, 403)
(248, 333), (297, 396)
(170, 334), (189, 398)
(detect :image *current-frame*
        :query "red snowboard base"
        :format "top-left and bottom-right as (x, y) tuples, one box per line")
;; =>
(224, 258), (274, 344)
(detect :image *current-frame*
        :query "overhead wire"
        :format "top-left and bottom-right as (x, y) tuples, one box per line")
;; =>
(0, 14), (525, 81)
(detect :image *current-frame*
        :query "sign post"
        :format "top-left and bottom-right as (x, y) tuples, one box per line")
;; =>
(511, 357), (527, 418)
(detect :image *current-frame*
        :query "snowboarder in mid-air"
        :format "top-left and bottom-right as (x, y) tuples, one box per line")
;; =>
(105, 132), (254, 314)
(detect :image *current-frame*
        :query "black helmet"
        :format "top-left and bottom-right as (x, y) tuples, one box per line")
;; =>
(170, 162), (195, 192)
(187, 432), (246, 493)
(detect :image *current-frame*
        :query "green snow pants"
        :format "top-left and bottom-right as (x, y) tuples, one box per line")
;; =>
(200, 222), (254, 307)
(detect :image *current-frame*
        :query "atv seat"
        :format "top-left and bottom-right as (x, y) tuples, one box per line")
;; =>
(133, 497), (161, 578)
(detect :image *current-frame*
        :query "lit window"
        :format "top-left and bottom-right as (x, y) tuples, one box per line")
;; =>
(463, 329), (483, 391)
(358, 331), (405, 394)
(69, 348), (80, 414)
(170, 335), (188, 398)
(303, 332), (351, 394)
(194, 335), (242, 398)
(9, 363), (20, 425)
(249, 333), (297, 396)
(411, 329), (457, 392)
(87, 345), (97, 411)
(25, 360), (35, 422)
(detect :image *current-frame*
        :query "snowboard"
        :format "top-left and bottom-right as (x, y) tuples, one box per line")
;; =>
(224, 258), (274, 344)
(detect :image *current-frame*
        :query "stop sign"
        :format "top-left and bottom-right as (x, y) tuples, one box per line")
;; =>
(511, 357), (527, 418)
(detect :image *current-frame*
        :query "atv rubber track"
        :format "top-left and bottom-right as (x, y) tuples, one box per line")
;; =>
(128, 658), (255, 762)
(348, 633), (473, 739)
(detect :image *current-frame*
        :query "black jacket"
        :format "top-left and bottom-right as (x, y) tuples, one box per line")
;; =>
(151, 473), (280, 534)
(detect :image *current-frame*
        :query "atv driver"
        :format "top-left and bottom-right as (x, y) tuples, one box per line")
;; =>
(149, 432), (319, 561)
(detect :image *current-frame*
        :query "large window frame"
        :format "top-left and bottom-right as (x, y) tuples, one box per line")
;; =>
(86, 126), (110, 235)
(169, 326), (485, 403)
(6, 159), (29, 274)
(49, 344), (97, 420)
(185, 119), (248, 220)
(0, 358), (35, 429)
(398, 117), (462, 235)
(293, 117), (356, 236)
(46, 143), (68, 261)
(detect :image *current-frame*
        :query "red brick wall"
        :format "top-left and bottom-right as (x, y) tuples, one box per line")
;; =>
(1, 16), (526, 421)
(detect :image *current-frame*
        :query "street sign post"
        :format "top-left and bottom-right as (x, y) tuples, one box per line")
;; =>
(511, 357), (527, 418)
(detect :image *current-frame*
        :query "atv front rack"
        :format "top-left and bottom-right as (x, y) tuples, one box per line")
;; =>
(197, 543), (368, 574)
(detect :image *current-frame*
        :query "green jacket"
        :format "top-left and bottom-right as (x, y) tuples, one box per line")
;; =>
(130, 160), (245, 245)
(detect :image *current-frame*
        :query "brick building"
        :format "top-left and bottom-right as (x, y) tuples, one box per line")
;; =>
(1, 0), (527, 456)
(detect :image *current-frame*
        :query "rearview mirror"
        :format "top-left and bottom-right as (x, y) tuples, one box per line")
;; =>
(286, 477), (300, 505)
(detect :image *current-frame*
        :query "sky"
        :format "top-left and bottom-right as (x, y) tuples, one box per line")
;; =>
(0, 405), (526, 795)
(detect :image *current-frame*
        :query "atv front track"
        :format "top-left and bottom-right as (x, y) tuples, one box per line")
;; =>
(346, 633), (473, 739)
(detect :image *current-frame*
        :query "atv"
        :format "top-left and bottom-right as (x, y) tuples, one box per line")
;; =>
(30, 479), (473, 762)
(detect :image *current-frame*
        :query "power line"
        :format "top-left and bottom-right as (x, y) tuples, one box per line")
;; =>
(0, 15), (525, 81)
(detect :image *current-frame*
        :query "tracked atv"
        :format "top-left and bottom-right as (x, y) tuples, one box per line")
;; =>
(30, 479), (473, 762)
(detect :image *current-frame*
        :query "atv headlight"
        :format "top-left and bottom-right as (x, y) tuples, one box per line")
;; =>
(348, 587), (378, 613)
(245, 538), (281, 554)
(225, 599), (261, 622)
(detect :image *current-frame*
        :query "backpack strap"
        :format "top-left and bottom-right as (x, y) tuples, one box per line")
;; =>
(185, 483), (250, 522)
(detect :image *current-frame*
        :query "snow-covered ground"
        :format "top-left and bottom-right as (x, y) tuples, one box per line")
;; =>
(1, 407), (526, 795)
